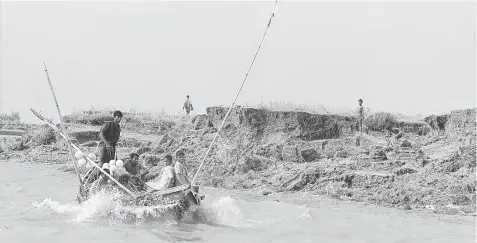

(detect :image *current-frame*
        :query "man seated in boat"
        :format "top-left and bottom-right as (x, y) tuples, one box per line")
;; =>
(123, 152), (148, 189)
(89, 163), (113, 196)
(148, 154), (176, 190)
(174, 150), (190, 186)
(174, 150), (200, 194)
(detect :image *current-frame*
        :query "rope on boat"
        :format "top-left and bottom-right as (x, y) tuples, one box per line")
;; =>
(190, 0), (279, 186)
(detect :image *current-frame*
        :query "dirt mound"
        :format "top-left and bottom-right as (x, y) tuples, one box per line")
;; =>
(207, 106), (356, 140)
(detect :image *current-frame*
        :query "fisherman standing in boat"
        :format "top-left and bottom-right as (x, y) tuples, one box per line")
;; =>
(88, 110), (122, 182)
(99, 110), (123, 166)
(174, 150), (190, 186)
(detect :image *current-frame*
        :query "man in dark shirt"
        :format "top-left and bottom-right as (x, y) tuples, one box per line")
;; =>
(124, 153), (145, 176)
(124, 152), (148, 190)
(98, 110), (123, 166)
(89, 110), (122, 182)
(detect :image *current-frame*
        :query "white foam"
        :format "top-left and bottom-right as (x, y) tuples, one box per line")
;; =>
(32, 191), (252, 227)
(32, 188), (178, 224)
(298, 205), (313, 220)
(199, 196), (251, 227)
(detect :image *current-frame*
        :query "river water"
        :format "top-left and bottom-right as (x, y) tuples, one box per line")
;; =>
(0, 161), (475, 243)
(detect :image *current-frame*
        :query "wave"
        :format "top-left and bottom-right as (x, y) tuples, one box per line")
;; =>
(32, 191), (247, 227)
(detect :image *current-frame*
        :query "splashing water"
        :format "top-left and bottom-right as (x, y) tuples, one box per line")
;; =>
(192, 196), (249, 227)
(32, 189), (181, 224)
(298, 205), (312, 220)
(33, 189), (247, 228)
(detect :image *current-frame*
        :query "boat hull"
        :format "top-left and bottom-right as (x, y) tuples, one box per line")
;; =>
(78, 185), (203, 220)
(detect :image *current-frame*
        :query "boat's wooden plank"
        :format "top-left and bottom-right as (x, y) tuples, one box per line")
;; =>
(145, 183), (190, 196)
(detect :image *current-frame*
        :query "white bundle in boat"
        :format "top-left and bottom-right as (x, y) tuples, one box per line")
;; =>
(75, 151), (85, 159)
(109, 164), (118, 174)
(85, 160), (93, 169)
(116, 160), (124, 168)
(77, 158), (87, 167)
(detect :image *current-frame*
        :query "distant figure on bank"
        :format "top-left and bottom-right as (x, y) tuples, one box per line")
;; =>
(357, 99), (365, 133)
(174, 150), (190, 186)
(153, 154), (176, 190)
(183, 95), (194, 115)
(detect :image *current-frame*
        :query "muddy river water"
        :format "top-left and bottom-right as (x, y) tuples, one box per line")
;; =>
(0, 161), (475, 243)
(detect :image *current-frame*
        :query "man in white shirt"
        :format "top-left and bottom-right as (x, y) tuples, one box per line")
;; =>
(152, 155), (176, 190)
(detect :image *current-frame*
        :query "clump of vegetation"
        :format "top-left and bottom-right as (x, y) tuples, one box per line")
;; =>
(31, 124), (57, 145)
(63, 108), (111, 125)
(63, 107), (191, 135)
(365, 112), (397, 131)
(0, 112), (21, 123)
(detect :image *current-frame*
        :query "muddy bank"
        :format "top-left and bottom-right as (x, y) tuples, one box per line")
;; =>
(1, 107), (475, 215)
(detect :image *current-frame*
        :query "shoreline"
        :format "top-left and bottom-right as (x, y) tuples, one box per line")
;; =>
(2, 160), (475, 221)
(0, 106), (475, 216)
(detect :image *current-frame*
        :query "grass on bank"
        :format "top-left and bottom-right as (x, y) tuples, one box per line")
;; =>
(0, 112), (21, 123)
(61, 101), (427, 135)
(241, 100), (360, 117)
(63, 107), (193, 135)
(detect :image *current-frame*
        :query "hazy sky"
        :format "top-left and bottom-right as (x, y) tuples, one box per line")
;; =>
(1, 1), (475, 123)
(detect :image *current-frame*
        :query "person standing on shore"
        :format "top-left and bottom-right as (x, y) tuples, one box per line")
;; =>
(183, 95), (194, 115)
(357, 99), (365, 133)
(356, 99), (365, 146)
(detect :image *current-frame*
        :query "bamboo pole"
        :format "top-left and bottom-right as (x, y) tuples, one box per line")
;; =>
(43, 63), (84, 191)
(190, 0), (278, 186)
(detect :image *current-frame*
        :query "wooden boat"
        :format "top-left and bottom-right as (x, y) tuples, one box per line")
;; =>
(31, 108), (204, 219)
(79, 178), (204, 219)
